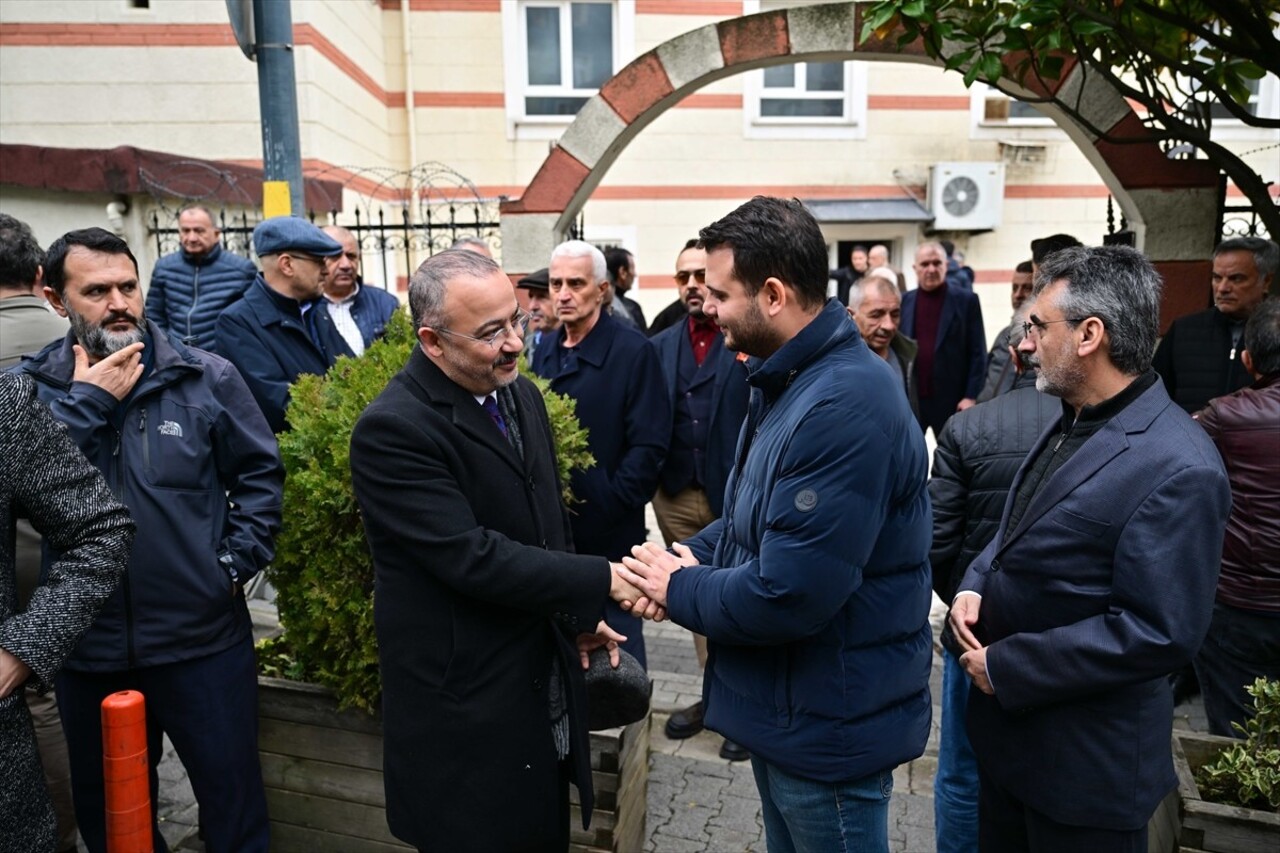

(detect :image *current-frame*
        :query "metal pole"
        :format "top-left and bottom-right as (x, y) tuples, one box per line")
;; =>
(253, 0), (304, 217)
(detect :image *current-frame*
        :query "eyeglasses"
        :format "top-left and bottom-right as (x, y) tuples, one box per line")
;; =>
(433, 308), (530, 349)
(1021, 316), (1088, 338)
(674, 269), (706, 286)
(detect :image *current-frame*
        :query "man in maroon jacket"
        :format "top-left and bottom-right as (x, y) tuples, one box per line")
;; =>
(1193, 296), (1280, 736)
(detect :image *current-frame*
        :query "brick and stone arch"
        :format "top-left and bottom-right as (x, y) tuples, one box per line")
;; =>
(501, 2), (1220, 327)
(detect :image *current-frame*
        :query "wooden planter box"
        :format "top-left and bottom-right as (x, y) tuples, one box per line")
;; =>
(1147, 730), (1280, 853)
(258, 676), (647, 852)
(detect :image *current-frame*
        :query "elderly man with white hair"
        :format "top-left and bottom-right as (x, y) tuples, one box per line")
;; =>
(531, 240), (671, 668)
(848, 268), (917, 413)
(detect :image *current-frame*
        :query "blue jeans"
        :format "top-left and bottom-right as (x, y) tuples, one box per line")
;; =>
(750, 756), (893, 853)
(935, 647), (979, 853)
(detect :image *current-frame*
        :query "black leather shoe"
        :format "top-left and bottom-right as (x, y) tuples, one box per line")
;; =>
(664, 701), (705, 739)
(719, 738), (749, 762)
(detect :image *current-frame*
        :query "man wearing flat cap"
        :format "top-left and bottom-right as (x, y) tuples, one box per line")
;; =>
(215, 217), (354, 432)
(517, 267), (558, 352)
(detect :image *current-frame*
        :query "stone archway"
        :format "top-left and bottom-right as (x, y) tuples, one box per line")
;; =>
(500, 2), (1221, 325)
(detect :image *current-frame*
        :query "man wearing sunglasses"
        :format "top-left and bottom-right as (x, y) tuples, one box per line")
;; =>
(650, 239), (751, 761)
(216, 217), (353, 432)
(950, 246), (1230, 852)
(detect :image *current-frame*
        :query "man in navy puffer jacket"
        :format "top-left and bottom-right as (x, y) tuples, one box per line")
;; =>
(620, 197), (933, 853)
(146, 206), (256, 353)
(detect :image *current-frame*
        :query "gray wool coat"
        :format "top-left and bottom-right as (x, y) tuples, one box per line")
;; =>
(0, 373), (133, 853)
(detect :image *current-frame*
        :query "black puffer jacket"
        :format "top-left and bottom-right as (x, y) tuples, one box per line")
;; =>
(1153, 306), (1252, 413)
(928, 372), (1059, 602)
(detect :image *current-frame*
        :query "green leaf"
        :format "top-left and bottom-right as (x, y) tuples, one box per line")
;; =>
(963, 61), (982, 88)
(944, 47), (978, 72)
(1070, 19), (1114, 37)
(901, 0), (926, 18)
(981, 51), (1004, 83)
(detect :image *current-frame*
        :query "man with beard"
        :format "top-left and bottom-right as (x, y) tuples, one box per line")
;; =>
(319, 225), (401, 356)
(928, 303), (1057, 853)
(950, 246), (1230, 851)
(650, 239), (750, 761)
(17, 227), (282, 852)
(618, 197), (932, 852)
(349, 249), (650, 851)
(977, 261), (1035, 402)
(145, 206), (256, 353)
(532, 240), (669, 668)
(215, 217), (352, 432)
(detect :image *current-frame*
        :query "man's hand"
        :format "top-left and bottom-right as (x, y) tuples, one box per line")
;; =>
(960, 647), (994, 695)
(949, 594), (983, 653)
(618, 541), (697, 610)
(73, 341), (145, 401)
(0, 647), (32, 699)
(957, 397), (976, 412)
(577, 620), (627, 670)
(609, 563), (666, 622)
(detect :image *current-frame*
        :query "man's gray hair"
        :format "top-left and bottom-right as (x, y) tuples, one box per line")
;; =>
(1244, 297), (1280, 376)
(451, 236), (491, 254)
(1034, 245), (1162, 376)
(847, 272), (899, 311)
(551, 240), (607, 283)
(409, 248), (502, 329)
(916, 240), (946, 260)
(1215, 236), (1279, 280)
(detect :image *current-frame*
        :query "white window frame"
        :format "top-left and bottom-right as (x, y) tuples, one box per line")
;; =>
(969, 83), (1065, 141)
(501, 1), (635, 141)
(742, 0), (866, 140)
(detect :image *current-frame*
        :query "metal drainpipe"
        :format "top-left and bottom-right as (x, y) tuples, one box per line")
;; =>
(402, 0), (419, 211)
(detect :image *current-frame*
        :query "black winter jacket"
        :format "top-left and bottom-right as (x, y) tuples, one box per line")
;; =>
(1153, 307), (1252, 413)
(928, 372), (1059, 602)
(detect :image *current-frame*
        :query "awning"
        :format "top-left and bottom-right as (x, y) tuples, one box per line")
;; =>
(802, 197), (933, 223)
(0, 144), (344, 212)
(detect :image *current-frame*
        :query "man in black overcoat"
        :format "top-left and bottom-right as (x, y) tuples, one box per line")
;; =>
(350, 249), (646, 852)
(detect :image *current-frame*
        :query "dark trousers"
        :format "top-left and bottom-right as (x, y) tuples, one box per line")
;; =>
(1194, 601), (1280, 737)
(56, 638), (269, 853)
(605, 599), (646, 670)
(917, 395), (956, 439)
(977, 766), (1146, 853)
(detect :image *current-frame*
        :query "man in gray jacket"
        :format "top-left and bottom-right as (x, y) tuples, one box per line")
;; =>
(0, 213), (68, 369)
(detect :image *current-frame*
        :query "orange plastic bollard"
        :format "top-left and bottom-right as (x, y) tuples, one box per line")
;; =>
(101, 690), (153, 853)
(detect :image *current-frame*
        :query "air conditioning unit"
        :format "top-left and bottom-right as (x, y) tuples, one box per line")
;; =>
(928, 162), (1005, 231)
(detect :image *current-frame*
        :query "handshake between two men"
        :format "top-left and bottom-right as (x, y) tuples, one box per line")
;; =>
(576, 542), (698, 670)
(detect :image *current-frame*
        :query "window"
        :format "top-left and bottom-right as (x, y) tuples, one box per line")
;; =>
(741, 0), (867, 139)
(523, 2), (613, 116)
(975, 84), (1052, 127)
(760, 62), (847, 119)
(502, 1), (634, 137)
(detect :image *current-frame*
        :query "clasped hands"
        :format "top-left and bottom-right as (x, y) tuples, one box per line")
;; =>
(608, 541), (697, 623)
(948, 594), (994, 696)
